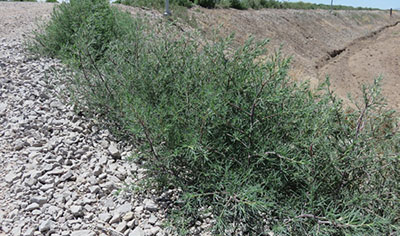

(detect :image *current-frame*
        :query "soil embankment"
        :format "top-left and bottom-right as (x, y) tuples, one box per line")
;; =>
(188, 8), (400, 109)
(318, 22), (400, 109)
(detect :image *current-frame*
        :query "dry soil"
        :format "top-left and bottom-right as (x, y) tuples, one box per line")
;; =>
(188, 7), (400, 110)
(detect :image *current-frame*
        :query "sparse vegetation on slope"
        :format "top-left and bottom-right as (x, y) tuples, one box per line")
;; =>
(29, 0), (400, 235)
(119, 0), (379, 11)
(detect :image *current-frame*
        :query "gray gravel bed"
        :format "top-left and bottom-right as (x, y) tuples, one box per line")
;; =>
(0, 38), (174, 236)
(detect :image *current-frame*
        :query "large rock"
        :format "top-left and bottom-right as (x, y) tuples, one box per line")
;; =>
(31, 196), (47, 206)
(5, 172), (21, 183)
(116, 203), (132, 215)
(23, 227), (35, 236)
(98, 213), (112, 222)
(10, 226), (21, 236)
(143, 199), (158, 212)
(109, 213), (121, 224)
(70, 205), (84, 217)
(123, 212), (134, 222)
(108, 142), (121, 158)
(148, 214), (158, 225)
(39, 219), (55, 232)
(116, 221), (127, 233)
(0, 102), (7, 115)
(71, 230), (96, 236)
(26, 203), (40, 211)
(129, 227), (145, 236)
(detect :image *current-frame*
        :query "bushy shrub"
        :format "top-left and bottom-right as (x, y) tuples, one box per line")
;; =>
(195, 0), (216, 8)
(120, 0), (163, 8)
(229, 0), (247, 9)
(29, 0), (123, 61)
(176, 0), (193, 7)
(215, 0), (231, 8)
(30, 1), (400, 235)
(70, 33), (400, 234)
(121, 0), (378, 10)
(244, 0), (262, 9)
(121, 0), (193, 8)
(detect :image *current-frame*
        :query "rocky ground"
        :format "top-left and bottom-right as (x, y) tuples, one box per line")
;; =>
(0, 3), (173, 236)
(0, 38), (172, 236)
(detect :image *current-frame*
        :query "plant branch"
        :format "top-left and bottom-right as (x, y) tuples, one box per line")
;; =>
(136, 114), (159, 160)
(84, 45), (113, 97)
(294, 214), (351, 228)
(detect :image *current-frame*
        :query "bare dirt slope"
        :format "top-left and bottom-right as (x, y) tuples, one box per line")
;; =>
(188, 8), (400, 110)
(318, 22), (400, 109)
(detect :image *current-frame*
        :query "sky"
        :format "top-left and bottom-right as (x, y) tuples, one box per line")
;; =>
(282, 0), (399, 10)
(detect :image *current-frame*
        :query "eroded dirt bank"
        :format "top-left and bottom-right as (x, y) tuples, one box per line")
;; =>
(189, 8), (400, 109)
(318, 22), (400, 109)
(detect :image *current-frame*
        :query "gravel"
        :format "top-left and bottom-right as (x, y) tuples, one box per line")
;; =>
(0, 2), (217, 235)
(0, 38), (174, 236)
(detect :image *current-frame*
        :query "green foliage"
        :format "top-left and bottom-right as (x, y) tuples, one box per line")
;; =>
(30, 0), (400, 235)
(195, 0), (216, 8)
(46, 0), (58, 2)
(225, 0), (380, 10)
(121, 0), (192, 9)
(28, 0), (125, 61)
(120, 0), (164, 8)
(121, 0), (378, 10)
(229, 0), (247, 9)
(120, 0), (196, 28)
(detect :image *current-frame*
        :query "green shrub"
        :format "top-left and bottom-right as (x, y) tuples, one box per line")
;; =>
(244, 0), (262, 9)
(215, 0), (231, 8)
(120, 0), (195, 27)
(229, 0), (247, 9)
(121, 0), (193, 8)
(120, 0), (163, 8)
(30, 1), (400, 235)
(29, 0), (123, 61)
(70, 33), (400, 234)
(120, 0), (378, 10)
(46, 0), (58, 3)
(195, 0), (216, 8)
(177, 0), (193, 7)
